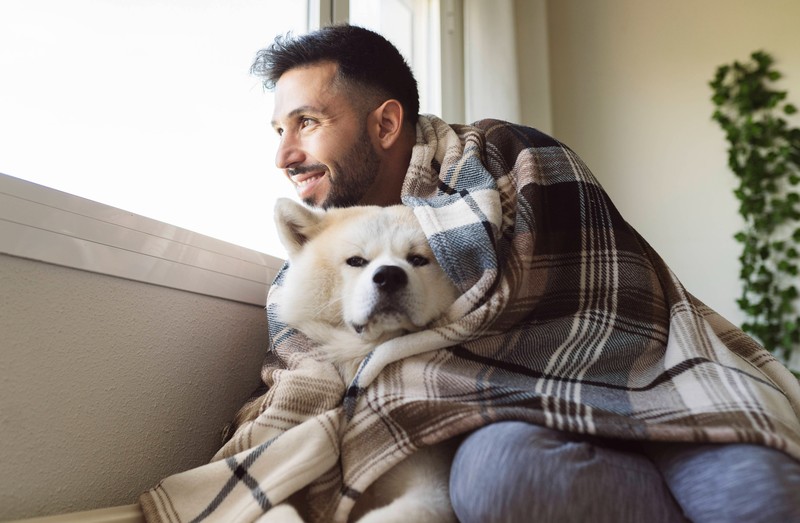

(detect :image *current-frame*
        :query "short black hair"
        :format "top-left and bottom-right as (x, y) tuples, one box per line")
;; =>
(251, 24), (419, 125)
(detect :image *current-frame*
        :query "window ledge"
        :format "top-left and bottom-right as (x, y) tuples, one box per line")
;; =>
(0, 173), (284, 306)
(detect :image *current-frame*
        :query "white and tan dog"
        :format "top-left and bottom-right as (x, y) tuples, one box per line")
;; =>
(264, 198), (459, 523)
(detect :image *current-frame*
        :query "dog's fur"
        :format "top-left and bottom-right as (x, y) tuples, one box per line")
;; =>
(259, 198), (459, 523)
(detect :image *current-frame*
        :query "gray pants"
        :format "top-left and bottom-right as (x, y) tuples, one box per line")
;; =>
(449, 422), (800, 522)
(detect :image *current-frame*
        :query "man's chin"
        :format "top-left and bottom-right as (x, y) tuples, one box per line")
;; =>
(318, 188), (366, 209)
(297, 178), (331, 208)
(301, 195), (322, 208)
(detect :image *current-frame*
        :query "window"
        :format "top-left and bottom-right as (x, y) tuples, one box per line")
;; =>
(0, 0), (450, 296)
(0, 0), (307, 257)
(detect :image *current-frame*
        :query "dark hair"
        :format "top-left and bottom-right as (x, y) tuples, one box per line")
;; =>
(251, 24), (419, 125)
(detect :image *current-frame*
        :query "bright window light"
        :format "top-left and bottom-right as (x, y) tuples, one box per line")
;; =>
(0, 0), (307, 257)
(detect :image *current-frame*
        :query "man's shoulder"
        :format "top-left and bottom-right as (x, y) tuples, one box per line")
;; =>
(466, 118), (563, 150)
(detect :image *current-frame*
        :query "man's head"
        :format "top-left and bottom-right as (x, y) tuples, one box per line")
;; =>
(252, 25), (419, 127)
(252, 25), (419, 209)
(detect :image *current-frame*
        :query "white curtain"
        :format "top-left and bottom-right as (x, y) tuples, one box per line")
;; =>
(463, 0), (521, 123)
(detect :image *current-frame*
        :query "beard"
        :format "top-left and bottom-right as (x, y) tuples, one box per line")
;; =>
(306, 127), (381, 209)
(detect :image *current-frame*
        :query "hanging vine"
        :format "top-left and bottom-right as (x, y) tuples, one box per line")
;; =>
(709, 50), (800, 372)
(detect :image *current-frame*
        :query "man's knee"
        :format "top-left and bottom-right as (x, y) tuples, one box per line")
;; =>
(449, 422), (683, 523)
(647, 443), (800, 522)
(449, 422), (562, 523)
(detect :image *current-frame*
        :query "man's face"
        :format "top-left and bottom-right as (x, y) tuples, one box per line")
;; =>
(271, 61), (380, 208)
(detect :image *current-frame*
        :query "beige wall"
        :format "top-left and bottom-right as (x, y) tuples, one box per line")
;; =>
(545, 0), (800, 326)
(0, 254), (269, 520)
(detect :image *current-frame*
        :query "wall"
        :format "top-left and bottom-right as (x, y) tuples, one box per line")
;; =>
(546, 0), (800, 326)
(0, 254), (270, 520)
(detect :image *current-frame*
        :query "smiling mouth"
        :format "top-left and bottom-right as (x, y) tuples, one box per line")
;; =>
(294, 172), (324, 187)
(289, 170), (327, 200)
(288, 164), (327, 180)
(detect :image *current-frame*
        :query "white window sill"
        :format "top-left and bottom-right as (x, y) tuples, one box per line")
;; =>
(0, 173), (284, 306)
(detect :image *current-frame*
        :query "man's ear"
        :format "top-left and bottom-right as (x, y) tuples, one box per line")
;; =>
(370, 99), (405, 150)
(274, 198), (324, 258)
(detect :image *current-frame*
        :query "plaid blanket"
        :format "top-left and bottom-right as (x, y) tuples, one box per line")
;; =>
(140, 115), (800, 522)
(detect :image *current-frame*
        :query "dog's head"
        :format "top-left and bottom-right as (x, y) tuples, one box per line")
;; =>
(274, 198), (458, 345)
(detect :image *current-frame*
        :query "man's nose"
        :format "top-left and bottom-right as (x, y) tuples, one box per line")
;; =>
(275, 133), (304, 169)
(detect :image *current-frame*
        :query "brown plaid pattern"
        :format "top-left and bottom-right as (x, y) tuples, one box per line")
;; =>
(140, 116), (800, 522)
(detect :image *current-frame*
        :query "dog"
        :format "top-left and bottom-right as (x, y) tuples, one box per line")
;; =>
(261, 198), (460, 523)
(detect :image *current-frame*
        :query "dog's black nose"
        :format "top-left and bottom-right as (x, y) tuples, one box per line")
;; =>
(372, 265), (408, 293)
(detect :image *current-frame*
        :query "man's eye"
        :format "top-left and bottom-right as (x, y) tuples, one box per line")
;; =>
(300, 117), (315, 128)
(346, 256), (368, 267)
(408, 254), (429, 267)
(275, 127), (284, 137)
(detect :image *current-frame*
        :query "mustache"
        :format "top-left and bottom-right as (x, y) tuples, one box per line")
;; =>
(286, 164), (327, 177)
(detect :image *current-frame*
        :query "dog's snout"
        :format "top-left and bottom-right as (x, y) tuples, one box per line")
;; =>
(372, 265), (408, 293)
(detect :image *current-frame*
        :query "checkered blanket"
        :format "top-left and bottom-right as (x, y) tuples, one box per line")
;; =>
(140, 115), (800, 522)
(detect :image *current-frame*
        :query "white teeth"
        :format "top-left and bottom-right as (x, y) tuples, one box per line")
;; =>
(295, 174), (323, 187)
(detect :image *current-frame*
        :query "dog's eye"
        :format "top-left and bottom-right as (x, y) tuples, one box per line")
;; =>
(346, 256), (368, 268)
(407, 254), (429, 267)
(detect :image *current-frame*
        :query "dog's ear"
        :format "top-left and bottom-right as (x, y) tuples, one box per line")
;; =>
(274, 198), (324, 257)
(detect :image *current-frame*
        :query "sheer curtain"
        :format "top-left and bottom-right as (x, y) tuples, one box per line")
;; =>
(463, 0), (521, 123)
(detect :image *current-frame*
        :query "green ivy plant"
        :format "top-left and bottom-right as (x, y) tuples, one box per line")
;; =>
(710, 50), (800, 373)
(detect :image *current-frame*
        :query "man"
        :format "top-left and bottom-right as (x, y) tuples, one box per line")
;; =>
(138, 24), (800, 523)
(259, 25), (800, 522)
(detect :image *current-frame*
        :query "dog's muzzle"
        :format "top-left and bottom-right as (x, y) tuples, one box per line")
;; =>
(350, 265), (414, 336)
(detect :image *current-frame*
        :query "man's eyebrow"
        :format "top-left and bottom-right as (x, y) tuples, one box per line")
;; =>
(271, 105), (323, 128)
